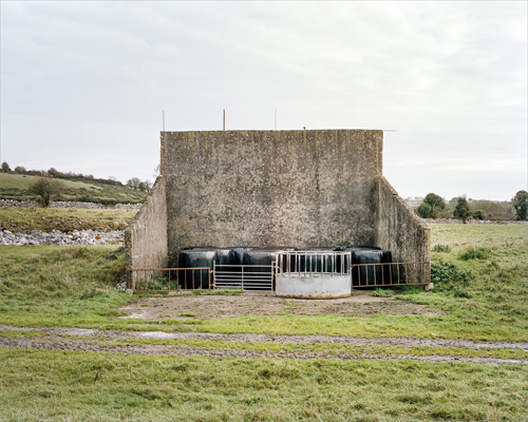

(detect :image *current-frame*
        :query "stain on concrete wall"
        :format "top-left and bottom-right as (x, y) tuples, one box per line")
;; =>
(125, 176), (168, 273)
(376, 176), (430, 263)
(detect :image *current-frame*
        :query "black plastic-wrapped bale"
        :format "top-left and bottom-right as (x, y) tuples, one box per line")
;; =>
(242, 247), (295, 290)
(230, 247), (255, 265)
(178, 248), (217, 289)
(344, 246), (392, 287)
(215, 248), (235, 265)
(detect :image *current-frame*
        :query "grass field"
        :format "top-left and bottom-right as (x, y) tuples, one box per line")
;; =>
(0, 173), (146, 204)
(2, 349), (526, 422)
(0, 207), (137, 232)
(1, 223), (527, 421)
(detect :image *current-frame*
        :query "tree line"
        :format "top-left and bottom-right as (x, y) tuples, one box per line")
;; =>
(415, 191), (528, 222)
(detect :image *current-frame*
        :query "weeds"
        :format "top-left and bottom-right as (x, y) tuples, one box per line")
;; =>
(372, 288), (395, 297)
(459, 246), (492, 260)
(432, 244), (451, 253)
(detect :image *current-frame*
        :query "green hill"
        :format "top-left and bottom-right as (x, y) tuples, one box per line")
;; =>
(0, 173), (146, 205)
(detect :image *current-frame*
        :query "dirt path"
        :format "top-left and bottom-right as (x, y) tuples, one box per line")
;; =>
(2, 292), (526, 366)
(1, 325), (526, 366)
(118, 291), (448, 320)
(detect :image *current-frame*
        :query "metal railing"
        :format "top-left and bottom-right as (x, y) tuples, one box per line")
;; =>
(127, 267), (211, 293)
(213, 263), (274, 291)
(351, 261), (431, 288)
(126, 260), (430, 293)
(276, 251), (352, 276)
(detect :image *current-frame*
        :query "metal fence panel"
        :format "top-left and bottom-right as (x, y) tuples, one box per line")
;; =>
(127, 267), (211, 293)
(213, 263), (274, 291)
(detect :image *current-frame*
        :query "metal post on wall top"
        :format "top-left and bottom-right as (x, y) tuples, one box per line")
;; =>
(223, 109), (226, 131)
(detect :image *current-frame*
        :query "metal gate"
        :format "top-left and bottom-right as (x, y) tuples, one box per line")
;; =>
(213, 263), (275, 291)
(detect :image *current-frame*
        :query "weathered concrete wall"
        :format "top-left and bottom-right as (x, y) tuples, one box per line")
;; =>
(161, 130), (383, 265)
(376, 176), (430, 263)
(125, 176), (168, 272)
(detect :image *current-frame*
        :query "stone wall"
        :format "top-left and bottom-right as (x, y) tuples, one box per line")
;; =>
(161, 130), (384, 265)
(0, 199), (142, 210)
(125, 176), (168, 272)
(376, 176), (430, 263)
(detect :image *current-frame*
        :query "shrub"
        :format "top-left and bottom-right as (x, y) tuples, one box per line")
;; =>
(416, 193), (447, 219)
(430, 260), (474, 294)
(512, 190), (528, 221)
(454, 197), (472, 223)
(459, 247), (491, 261)
(473, 209), (486, 220)
(31, 177), (64, 207)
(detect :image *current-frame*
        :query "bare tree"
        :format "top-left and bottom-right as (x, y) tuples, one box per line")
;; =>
(32, 177), (64, 207)
(126, 177), (142, 190)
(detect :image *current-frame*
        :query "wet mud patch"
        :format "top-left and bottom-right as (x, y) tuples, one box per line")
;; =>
(119, 291), (447, 321)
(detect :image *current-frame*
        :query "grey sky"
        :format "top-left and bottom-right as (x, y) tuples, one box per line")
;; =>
(1, 1), (526, 200)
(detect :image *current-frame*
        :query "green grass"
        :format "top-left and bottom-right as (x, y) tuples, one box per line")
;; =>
(0, 246), (134, 327)
(1, 223), (527, 341)
(1, 224), (527, 421)
(0, 173), (146, 204)
(0, 207), (137, 232)
(429, 223), (527, 246)
(1, 348), (526, 422)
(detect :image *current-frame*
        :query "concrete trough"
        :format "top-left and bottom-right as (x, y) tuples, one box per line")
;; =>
(275, 250), (352, 299)
(276, 273), (351, 299)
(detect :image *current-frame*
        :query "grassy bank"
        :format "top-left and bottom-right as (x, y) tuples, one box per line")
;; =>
(0, 173), (145, 204)
(1, 348), (526, 422)
(1, 207), (137, 232)
(0, 246), (133, 327)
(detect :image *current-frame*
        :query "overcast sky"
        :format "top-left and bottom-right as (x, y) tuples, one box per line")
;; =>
(1, 1), (526, 201)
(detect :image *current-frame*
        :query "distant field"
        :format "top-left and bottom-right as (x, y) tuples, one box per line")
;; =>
(429, 223), (527, 245)
(0, 173), (146, 204)
(0, 207), (137, 232)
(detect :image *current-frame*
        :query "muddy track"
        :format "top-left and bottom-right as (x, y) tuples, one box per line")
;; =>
(1, 326), (526, 366)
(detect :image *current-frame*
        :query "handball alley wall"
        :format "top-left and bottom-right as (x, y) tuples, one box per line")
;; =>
(125, 129), (430, 271)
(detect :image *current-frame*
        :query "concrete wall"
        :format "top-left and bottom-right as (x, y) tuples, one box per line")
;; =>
(376, 176), (430, 263)
(161, 130), (383, 265)
(125, 176), (168, 273)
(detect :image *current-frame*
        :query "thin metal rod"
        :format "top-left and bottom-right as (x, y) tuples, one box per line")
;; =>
(223, 109), (225, 131)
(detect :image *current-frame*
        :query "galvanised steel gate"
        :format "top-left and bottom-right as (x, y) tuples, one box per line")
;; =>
(213, 263), (274, 291)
